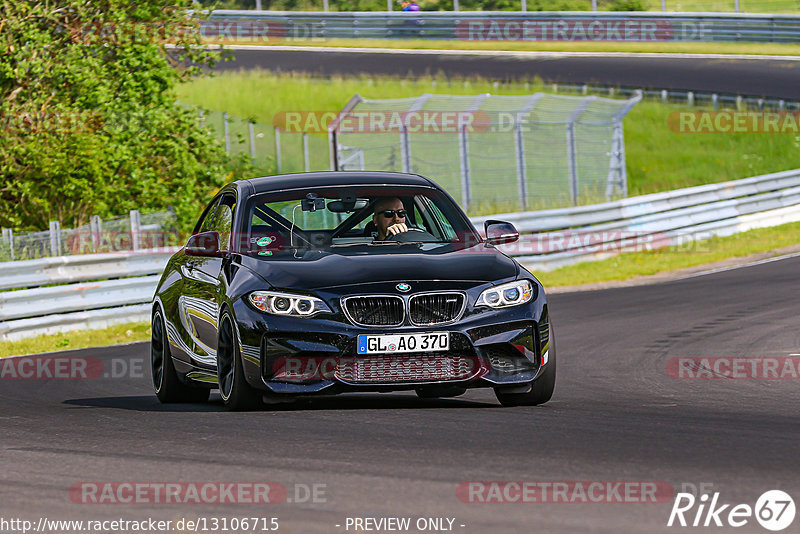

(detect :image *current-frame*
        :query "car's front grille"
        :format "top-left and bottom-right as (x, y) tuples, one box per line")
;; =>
(335, 354), (478, 383)
(408, 293), (465, 326)
(343, 296), (405, 327)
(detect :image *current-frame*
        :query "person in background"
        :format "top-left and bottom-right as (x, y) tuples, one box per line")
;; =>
(399, 0), (421, 11)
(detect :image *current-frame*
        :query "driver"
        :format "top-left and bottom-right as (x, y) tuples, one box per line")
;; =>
(372, 197), (409, 240)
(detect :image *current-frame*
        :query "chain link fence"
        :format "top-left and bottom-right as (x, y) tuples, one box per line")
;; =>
(0, 211), (180, 263)
(330, 92), (640, 212)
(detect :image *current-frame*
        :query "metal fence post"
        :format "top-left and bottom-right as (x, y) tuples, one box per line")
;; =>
(458, 125), (471, 210)
(256, 0), (262, 9)
(687, 91), (694, 106)
(661, 0), (666, 10)
(90, 215), (102, 253)
(130, 210), (141, 251)
(274, 126), (282, 173)
(303, 133), (311, 172)
(3, 228), (15, 261)
(522, 0), (528, 10)
(591, 0), (597, 10)
(49, 221), (61, 257)
(512, 93), (543, 211)
(401, 126), (412, 174)
(249, 121), (256, 161)
(198, 109), (205, 129)
(223, 112), (230, 153)
(399, 93), (432, 174)
(712, 93), (719, 110)
(566, 122), (579, 206)
(329, 129), (339, 171)
(323, 0), (329, 11)
(565, 96), (596, 206)
(514, 115), (528, 210)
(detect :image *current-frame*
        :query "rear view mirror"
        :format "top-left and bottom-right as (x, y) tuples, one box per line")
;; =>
(485, 220), (519, 246)
(185, 231), (223, 257)
(327, 199), (369, 213)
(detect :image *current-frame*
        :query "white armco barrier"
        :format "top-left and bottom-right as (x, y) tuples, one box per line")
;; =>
(470, 169), (800, 271)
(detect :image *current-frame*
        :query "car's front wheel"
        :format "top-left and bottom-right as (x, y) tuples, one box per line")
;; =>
(217, 311), (262, 411)
(151, 310), (210, 404)
(495, 325), (556, 407)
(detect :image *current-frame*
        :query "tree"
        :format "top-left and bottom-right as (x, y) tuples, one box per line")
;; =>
(0, 1), (230, 231)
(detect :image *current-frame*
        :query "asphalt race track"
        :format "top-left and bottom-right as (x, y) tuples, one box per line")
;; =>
(2, 256), (799, 533)
(214, 47), (800, 99)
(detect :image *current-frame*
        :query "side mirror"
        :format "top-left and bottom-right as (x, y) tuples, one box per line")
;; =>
(185, 231), (223, 257)
(485, 220), (519, 246)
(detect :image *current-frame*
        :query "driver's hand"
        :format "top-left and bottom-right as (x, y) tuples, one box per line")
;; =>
(387, 223), (408, 236)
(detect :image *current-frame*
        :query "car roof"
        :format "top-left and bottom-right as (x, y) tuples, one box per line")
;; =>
(239, 171), (437, 195)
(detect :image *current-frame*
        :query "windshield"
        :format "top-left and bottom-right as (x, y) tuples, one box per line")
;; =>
(240, 185), (479, 255)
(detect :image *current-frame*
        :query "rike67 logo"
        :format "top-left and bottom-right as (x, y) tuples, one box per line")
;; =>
(668, 490), (795, 531)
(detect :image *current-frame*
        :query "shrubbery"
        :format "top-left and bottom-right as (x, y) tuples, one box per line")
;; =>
(0, 1), (237, 232)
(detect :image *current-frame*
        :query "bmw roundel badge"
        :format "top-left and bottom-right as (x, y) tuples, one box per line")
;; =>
(396, 283), (411, 292)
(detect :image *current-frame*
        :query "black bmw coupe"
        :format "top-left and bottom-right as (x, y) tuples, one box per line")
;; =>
(151, 171), (555, 410)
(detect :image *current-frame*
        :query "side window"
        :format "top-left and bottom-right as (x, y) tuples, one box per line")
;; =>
(209, 195), (236, 251)
(195, 197), (221, 235)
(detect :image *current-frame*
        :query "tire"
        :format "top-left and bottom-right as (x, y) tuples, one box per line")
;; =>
(151, 310), (210, 404)
(495, 324), (556, 407)
(217, 312), (262, 411)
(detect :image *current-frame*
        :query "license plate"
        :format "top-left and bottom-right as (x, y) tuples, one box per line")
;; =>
(357, 332), (450, 354)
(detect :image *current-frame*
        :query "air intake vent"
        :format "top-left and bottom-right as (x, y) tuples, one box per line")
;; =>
(336, 354), (478, 383)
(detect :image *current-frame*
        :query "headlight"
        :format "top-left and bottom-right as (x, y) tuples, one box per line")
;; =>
(249, 291), (332, 317)
(476, 280), (534, 309)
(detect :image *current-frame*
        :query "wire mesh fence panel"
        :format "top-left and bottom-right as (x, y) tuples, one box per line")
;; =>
(331, 92), (640, 213)
(11, 231), (52, 261)
(1, 212), (178, 263)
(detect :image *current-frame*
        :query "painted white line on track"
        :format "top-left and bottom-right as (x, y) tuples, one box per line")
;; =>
(199, 43), (800, 62)
(671, 250), (800, 281)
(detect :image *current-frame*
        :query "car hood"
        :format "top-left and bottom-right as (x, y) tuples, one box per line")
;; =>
(238, 243), (518, 290)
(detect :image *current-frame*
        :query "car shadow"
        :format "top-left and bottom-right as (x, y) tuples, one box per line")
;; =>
(63, 392), (498, 412)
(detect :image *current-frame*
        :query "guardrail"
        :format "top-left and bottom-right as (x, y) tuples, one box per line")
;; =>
(0, 249), (177, 342)
(3, 169), (800, 341)
(205, 10), (800, 43)
(473, 168), (800, 270)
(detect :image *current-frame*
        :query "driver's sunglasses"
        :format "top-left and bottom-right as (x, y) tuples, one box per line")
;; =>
(381, 209), (407, 219)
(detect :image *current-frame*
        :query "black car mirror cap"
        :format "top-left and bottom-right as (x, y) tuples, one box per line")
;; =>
(185, 231), (225, 257)
(484, 220), (520, 246)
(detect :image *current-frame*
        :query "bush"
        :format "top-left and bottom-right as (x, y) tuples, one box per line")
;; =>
(0, 1), (232, 232)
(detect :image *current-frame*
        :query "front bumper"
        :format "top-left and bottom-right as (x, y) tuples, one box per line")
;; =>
(231, 296), (551, 395)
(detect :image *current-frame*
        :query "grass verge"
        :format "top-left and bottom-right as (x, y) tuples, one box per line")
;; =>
(0, 322), (151, 359)
(205, 38), (800, 57)
(535, 220), (800, 287)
